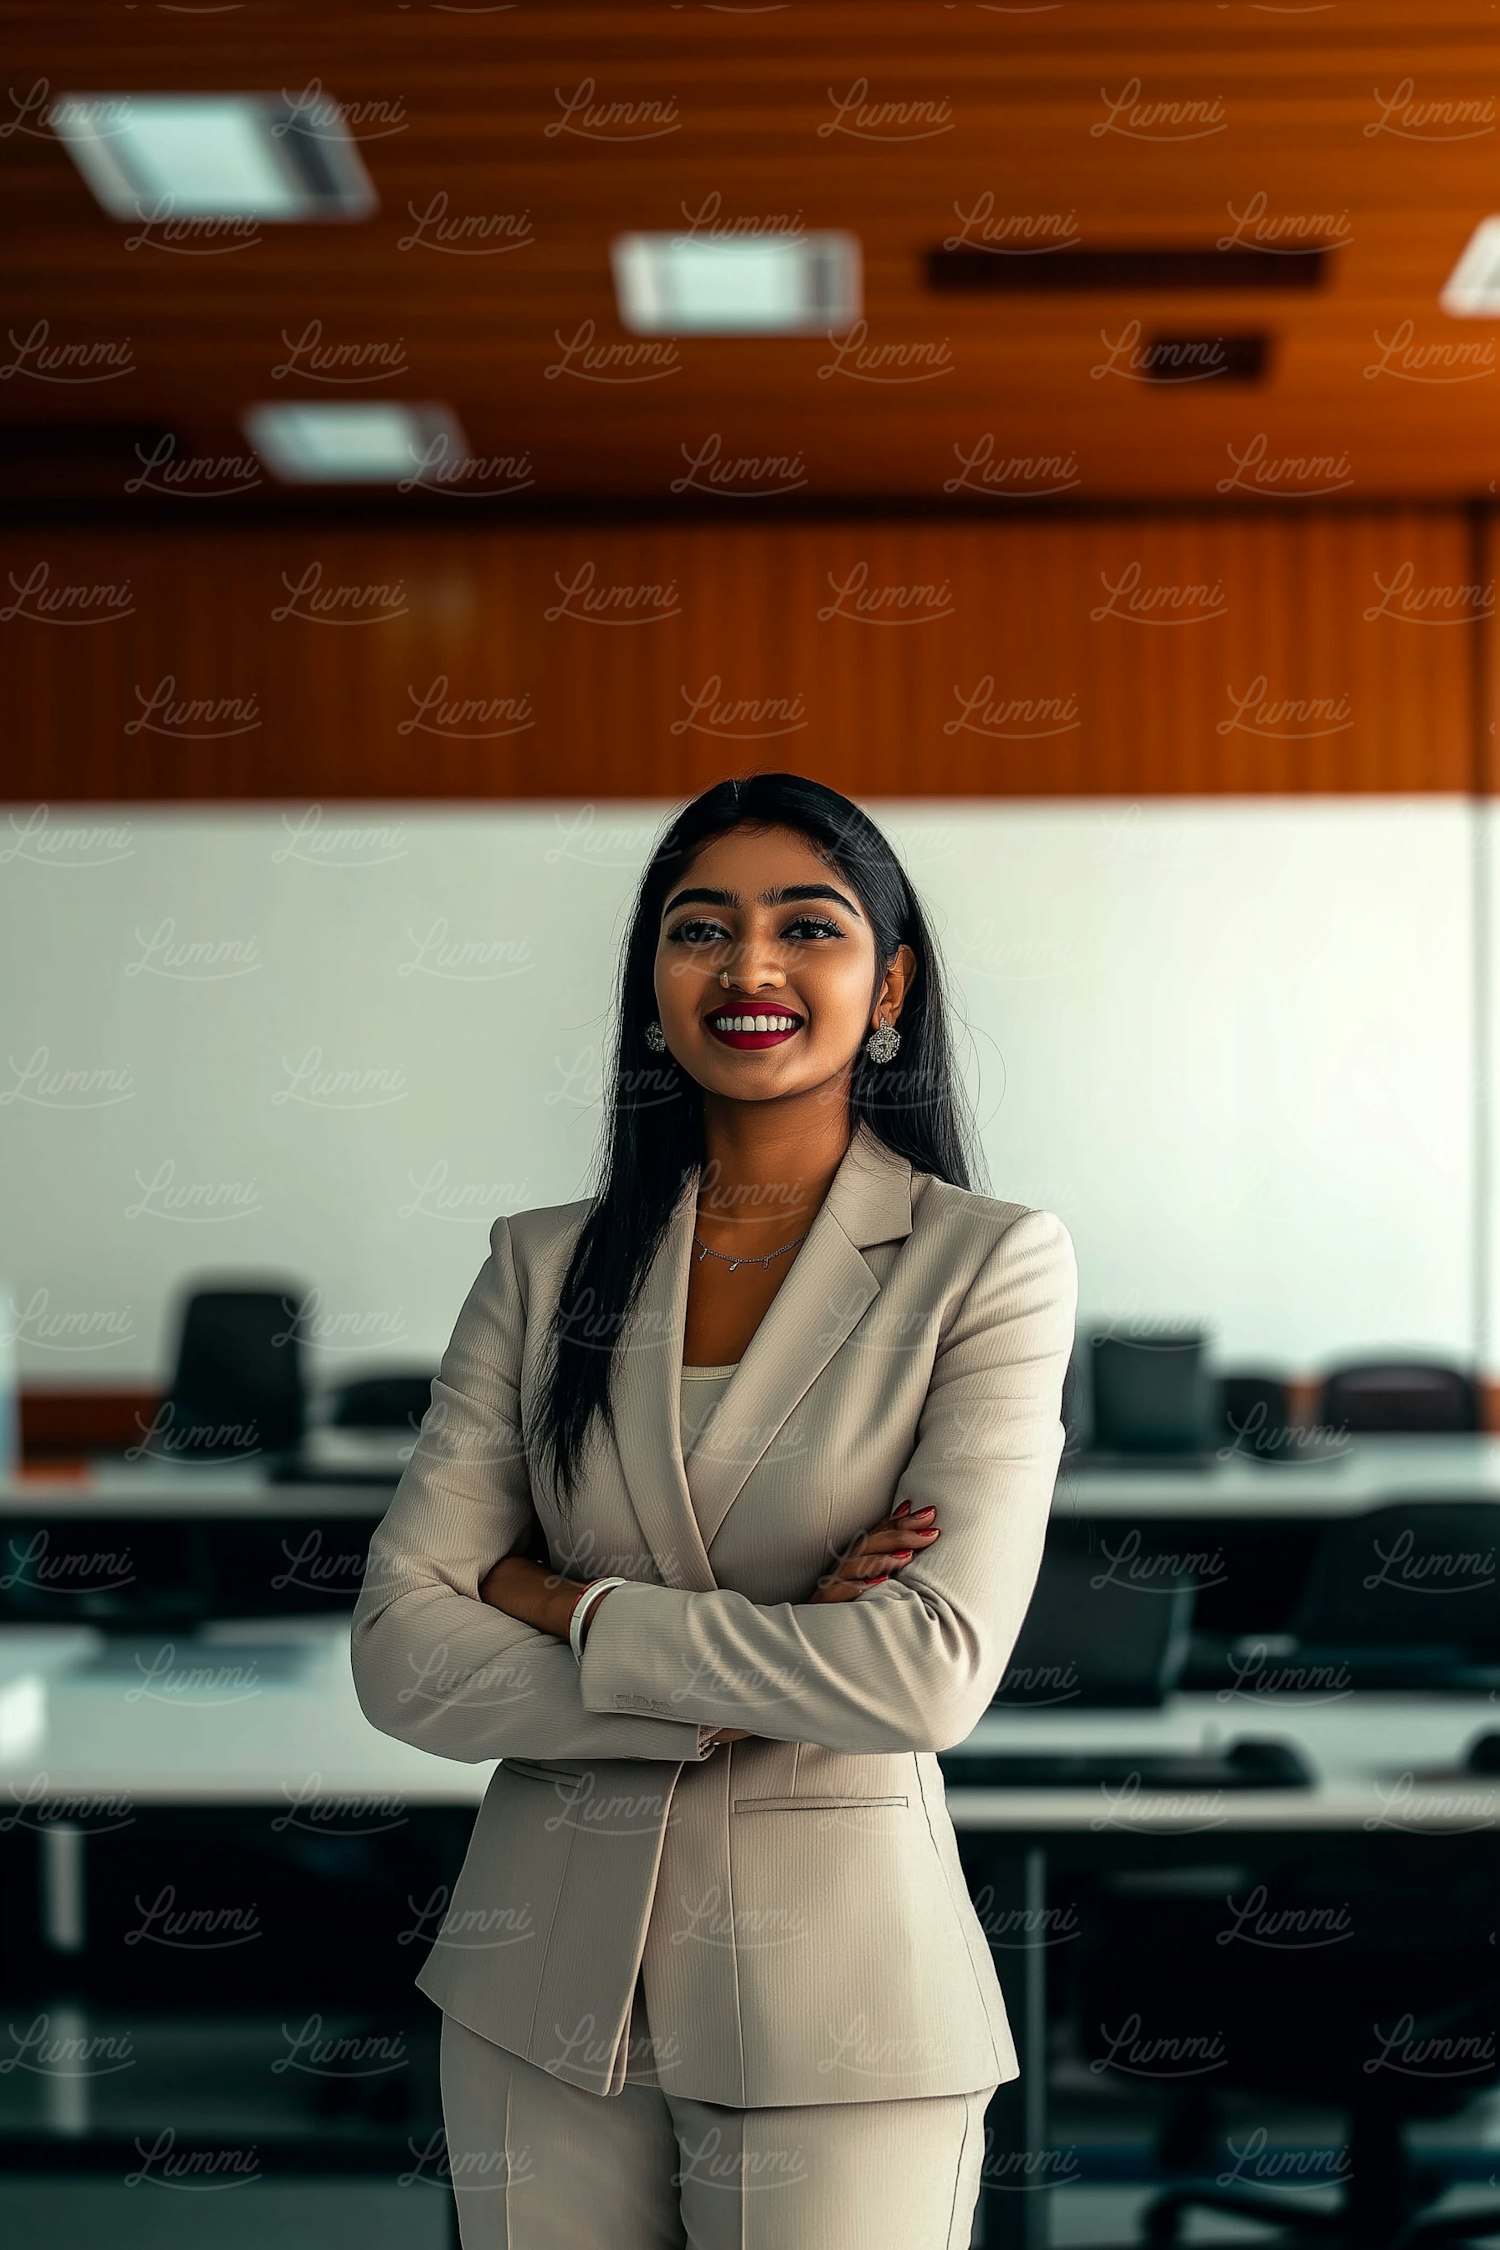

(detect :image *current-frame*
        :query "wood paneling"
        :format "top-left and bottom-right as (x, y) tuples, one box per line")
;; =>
(6, 3), (1500, 499)
(0, 510), (1477, 797)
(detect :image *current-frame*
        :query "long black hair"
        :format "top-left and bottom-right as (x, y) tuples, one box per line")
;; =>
(532, 772), (983, 1512)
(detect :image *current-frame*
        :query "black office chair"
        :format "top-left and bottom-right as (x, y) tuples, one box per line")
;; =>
(992, 1517), (1195, 1712)
(1219, 1371), (1294, 1462)
(1315, 1361), (1480, 1437)
(324, 1371), (437, 1433)
(1076, 1855), (1500, 2248)
(1061, 1344), (1088, 1457)
(161, 1282), (308, 1458)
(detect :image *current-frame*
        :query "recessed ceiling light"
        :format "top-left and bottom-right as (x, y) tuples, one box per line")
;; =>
(1441, 218), (1500, 315)
(610, 231), (861, 334)
(50, 93), (376, 221)
(243, 402), (465, 483)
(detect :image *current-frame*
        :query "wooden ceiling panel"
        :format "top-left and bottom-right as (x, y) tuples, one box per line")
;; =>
(7, 3), (1500, 501)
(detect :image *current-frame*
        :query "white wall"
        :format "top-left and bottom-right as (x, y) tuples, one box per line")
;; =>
(0, 798), (1474, 1396)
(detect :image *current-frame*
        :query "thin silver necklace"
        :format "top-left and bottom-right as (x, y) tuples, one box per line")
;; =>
(692, 1227), (810, 1275)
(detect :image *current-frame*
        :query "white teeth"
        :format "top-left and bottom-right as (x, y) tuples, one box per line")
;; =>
(709, 1014), (799, 1033)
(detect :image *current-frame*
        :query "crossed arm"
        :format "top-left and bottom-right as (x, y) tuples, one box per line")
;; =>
(350, 1206), (1077, 1765)
(349, 1213), (718, 1764)
(476, 1478), (940, 1746)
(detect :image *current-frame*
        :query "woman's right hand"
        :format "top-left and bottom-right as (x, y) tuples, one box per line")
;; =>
(808, 1500), (939, 1603)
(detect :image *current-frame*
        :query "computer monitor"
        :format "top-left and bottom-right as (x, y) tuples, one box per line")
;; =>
(994, 1524), (1195, 1709)
(1088, 1328), (1215, 1455)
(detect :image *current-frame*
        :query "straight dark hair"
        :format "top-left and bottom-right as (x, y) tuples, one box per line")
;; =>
(532, 773), (983, 1513)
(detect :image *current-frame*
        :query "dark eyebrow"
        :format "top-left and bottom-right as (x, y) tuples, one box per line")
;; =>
(661, 882), (864, 922)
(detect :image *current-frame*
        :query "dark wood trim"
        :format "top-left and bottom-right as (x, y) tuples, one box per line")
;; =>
(20, 1389), (161, 1464)
(0, 496), (1480, 534)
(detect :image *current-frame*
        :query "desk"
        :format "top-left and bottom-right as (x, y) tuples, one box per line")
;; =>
(1061, 1434), (1500, 1516)
(0, 1617), (473, 1801)
(0, 1463), (394, 1517)
(8, 1441), (1498, 1695)
(7, 1441), (1494, 1655)
(1, 1618), (1496, 2247)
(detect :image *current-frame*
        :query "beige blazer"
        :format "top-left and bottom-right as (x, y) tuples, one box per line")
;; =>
(350, 1120), (1078, 2107)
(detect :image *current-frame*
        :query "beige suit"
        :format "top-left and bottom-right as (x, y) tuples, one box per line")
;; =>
(350, 1120), (1078, 2109)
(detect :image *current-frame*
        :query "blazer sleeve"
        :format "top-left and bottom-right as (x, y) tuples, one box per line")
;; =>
(576, 1207), (1078, 1754)
(349, 1212), (717, 1766)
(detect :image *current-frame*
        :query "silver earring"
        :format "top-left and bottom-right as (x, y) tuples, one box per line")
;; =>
(866, 1018), (900, 1064)
(644, 1019), (667, 1052)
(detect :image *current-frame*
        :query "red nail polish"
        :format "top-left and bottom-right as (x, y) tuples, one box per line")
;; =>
(894, 1501), (911, 1517)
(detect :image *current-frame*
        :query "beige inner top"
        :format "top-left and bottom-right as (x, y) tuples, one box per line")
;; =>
(679, 1361), (738, 1459)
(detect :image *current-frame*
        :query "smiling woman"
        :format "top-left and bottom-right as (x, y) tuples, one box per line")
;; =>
(646, 817), (917, 1367)
(349, 770), (1078, 2250)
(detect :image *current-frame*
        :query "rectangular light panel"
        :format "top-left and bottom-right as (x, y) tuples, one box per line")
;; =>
(243, 403), (466, 483)
(1441, 218), (1500, 315)
(50, 93), (376, 221)
(611, 231), (861, 334)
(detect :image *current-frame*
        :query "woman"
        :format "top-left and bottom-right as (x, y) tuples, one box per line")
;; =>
(350, 772), (1077, 2249)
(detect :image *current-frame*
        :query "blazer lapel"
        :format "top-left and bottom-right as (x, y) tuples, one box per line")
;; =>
(610, 1121), (915, 1592)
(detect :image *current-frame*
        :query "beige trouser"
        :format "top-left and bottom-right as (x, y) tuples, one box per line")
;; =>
(438, 1984), (999, 2250)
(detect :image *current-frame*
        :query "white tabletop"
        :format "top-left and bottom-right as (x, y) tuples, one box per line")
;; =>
(0, 1617), (465, 1805)
(1, 1618), (1496, 1831)
(949, 1693), (1500, 1830)
(1059, 1434), (1500, 1516)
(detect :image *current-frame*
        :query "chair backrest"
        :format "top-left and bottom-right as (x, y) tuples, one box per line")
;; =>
(1059, 1345), (1087, 1454)
(162, 1284), (307, 1458)
(1217, 1370), (1292, 1460)
(1316, 1358), (1480, 1436)
(1290, 1498), (1500, 1655)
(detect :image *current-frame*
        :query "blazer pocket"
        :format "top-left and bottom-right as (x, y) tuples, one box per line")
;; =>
(501, 1757), (585, 1786)
(732, 1793), (909, 1812)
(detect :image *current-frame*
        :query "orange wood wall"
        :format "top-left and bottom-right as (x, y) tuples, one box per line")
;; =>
(0, 508), (1480, 800)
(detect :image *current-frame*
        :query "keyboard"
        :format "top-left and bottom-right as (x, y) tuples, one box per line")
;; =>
(940, 1738), (1313, 1791)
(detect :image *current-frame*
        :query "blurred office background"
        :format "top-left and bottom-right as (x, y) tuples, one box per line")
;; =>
(2, 6), (1499, 2247)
